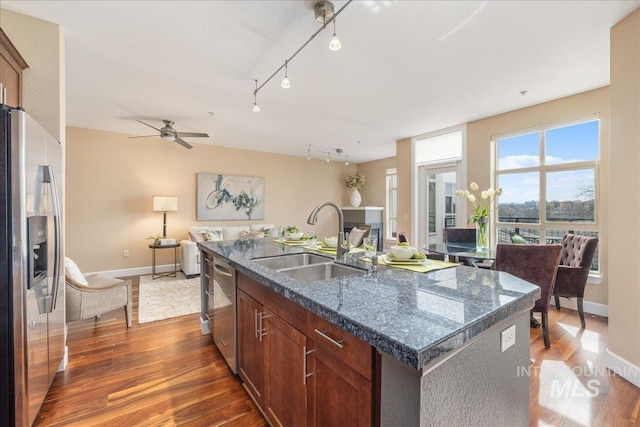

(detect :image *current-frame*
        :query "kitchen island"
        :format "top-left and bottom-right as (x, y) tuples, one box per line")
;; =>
(199, 238), (540, 426)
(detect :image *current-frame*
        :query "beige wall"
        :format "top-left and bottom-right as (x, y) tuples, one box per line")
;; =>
(396, 138), (413, 243)
(608, 9), (640, 370)
(0, 9), (65, 141)
(358, 157), (396, 208)
(465, 87), (610, 306)
(66, 126), (357, 272)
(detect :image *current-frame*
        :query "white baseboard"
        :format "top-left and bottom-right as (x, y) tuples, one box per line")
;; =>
(605, 349), (640, 389)
(556, 297), (608, 318)
(86, 264), (179, 278)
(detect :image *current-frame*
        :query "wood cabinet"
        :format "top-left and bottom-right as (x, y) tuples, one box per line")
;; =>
(0, 28), (28, 107)
(263, 308), (306, 426)
(237, 289), (266, 407)
(307, 342), (374, 427)
(237, 272), (379, 426)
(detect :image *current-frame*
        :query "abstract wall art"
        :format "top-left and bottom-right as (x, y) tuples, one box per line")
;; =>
(197, 173), (265, 220)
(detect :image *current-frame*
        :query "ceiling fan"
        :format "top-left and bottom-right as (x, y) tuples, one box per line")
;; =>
(131, 119), (209, 149)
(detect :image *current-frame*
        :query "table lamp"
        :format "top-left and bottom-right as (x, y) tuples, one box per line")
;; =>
(153, 196), (178, 238)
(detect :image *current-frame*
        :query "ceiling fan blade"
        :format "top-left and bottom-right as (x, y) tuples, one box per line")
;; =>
(174, 137), (193, 149)
(176, 131), (209, 138)
(128, 134), (157, 139)
(136, 119), (162, 132)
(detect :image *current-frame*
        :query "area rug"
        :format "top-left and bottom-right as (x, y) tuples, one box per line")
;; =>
(138, 273), (201, 324)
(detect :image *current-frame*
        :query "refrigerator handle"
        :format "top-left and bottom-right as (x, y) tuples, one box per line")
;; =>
(44, 165), (61, 311)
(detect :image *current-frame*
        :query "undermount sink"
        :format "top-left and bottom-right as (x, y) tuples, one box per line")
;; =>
(253, 253), (366, 282)
(254, 253), (332, 270)
(280, 262), (366, 282)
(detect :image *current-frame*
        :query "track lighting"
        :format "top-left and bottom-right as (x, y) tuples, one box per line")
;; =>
(329, 18), (341, 51)
(281, 60), (291, 89)
(252, 79), (261, 112)
(251, 0), (352, 110)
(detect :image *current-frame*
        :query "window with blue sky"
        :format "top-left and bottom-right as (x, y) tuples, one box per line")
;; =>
(494, 117), (600, 271)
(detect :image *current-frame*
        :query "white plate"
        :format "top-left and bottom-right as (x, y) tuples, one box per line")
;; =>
(382, 254), (428, 265)
(276, 239), (308, 245)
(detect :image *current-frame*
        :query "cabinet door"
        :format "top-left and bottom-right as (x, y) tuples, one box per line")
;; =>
(264, 309), (307, 427)
(307, 341), (373, 427)
(0, 29), (28, 108)
(237, 289), (265, 406)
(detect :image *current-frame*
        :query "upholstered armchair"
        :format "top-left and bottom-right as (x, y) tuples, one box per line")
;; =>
(553, 234), (599, 328)
(64, 258), (132, 327)
(493, 243), (562, 348)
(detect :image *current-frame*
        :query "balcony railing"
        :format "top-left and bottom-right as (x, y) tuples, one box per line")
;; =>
(496, 219), (599, 271)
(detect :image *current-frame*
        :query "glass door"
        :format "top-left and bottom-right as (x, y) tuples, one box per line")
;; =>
(417, 162), (460, 249)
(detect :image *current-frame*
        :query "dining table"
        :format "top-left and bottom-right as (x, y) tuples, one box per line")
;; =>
(424, 242), (496, 268)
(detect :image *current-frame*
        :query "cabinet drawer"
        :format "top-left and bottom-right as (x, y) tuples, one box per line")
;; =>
(307, 311), (373, 380)
(238, 272), (267, 304)
(265, 288), (306, 334)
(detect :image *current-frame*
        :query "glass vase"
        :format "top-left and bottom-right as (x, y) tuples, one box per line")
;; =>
(476, 216), (489, 251)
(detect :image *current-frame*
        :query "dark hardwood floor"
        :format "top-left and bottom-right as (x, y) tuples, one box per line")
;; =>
(34, 276), (267, 427)
(34, 276), (639, 426)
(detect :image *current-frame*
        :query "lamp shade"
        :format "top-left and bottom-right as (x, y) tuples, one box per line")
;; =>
(153, 196), (178, 212)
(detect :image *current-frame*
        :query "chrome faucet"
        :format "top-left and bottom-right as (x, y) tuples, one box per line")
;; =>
(307, 201), (349, 260)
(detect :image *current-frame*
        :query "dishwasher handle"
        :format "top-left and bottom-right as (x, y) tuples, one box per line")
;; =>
(213, 264), (233, 277)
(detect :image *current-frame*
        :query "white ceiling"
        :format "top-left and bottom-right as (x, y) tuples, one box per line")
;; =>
(2, 1), (638, 163)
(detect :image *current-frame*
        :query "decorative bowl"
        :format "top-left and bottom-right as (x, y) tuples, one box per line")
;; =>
(390, 245), (417, 260)
(287, 232), (304, 241)
(324, 236), (338, 247)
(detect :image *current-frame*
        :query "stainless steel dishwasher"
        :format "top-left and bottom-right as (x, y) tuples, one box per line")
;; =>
(212, 255), (237, 373)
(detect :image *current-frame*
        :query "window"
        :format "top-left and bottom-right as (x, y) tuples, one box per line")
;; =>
(428, 174), (436, 233)
(386, 168), (397, 239)
(445, 182), (456, 226)
(495, 117), (600, 272)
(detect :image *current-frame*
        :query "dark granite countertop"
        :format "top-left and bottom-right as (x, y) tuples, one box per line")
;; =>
(198, 239), (541, 370)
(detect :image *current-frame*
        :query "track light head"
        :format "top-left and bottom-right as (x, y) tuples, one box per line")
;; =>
(281, 60), (291, 88)
(329, 19), (341, 51)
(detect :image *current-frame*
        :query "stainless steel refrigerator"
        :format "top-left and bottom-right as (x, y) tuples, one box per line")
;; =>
(1, 105), (65, 426)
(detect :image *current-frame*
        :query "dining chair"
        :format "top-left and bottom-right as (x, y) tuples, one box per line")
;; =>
(553, 234), (599, 328)
(444, 228), (476, 244)
(493, 243), (562, 349)
(444, 228), (488, 266)
(348, 224), (371, 247)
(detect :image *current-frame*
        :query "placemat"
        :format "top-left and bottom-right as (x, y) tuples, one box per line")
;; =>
(307, 245), (365, 255)
(361, 256), (459, 273)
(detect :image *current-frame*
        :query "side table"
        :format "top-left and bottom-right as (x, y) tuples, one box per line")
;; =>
(148, 243), (181, 280)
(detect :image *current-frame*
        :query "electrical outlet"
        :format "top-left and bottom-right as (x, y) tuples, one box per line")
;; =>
(501, 324), (516, 353)
(123, 250), (129, 258)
